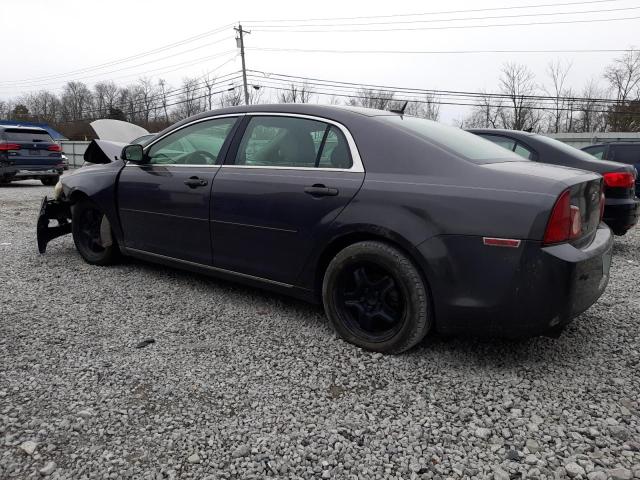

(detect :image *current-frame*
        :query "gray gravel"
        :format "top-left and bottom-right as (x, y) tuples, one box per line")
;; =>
(1, 179), (639, 480)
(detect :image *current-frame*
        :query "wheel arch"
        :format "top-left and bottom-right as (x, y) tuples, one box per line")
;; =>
(310, 227), (436, 323)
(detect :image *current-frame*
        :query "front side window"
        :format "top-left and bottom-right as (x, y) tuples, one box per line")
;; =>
(234, 116), (353, 169)
(147, 117), (237, 165)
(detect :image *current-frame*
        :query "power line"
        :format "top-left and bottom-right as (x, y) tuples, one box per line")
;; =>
(250, 15), (640, 33)
(247, 47), (637, 55)
(0, 23), (235, 86)
(247, 5), (640, 28)
(244, 0), (622, 23)
(248, 70), (624, 104)
(0, 38), (236, 90)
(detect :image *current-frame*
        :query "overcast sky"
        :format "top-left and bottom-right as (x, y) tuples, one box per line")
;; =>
(0, 0), (637, 123)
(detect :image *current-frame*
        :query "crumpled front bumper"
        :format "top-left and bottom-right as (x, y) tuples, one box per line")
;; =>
(36, 196), (72, 254)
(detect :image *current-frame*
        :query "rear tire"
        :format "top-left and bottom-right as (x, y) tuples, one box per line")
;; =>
(41, 176), (59, 186)
(72, 199), (119, 265)
(322, 241), (431, 354)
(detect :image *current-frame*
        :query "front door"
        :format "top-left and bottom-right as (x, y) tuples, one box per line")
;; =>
(211, 114), (365, 285)
(117, 116), (239, 264)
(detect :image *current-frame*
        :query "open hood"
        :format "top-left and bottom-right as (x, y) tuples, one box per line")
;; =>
(83, 139), (126, 164)
(90, 119), (148, 143)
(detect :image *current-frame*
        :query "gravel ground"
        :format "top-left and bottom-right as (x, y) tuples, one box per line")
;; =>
(1, 179), (639, 480)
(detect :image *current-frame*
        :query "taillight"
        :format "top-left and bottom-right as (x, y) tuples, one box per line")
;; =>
(603, 172), (635, 189)
(0, 142), (20, 151)
(543, 189), (583, 245)
(47, 144), (62, 152)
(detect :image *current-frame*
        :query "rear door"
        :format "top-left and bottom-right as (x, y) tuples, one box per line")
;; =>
(2, 128), (61, 170)
(211, 114), (365, 285)
(117, 116), (239, 265)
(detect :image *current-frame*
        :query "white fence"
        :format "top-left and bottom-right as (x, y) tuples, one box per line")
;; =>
(60, 141), (90, 168)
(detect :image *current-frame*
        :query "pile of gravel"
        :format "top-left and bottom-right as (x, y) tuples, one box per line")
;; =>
(1, 180), (638, 479)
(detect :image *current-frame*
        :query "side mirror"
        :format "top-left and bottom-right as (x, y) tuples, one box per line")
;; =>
(121, 144), (144, 163)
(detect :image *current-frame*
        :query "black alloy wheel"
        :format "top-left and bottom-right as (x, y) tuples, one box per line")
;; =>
(323, 241), (431, 354)
(337, 262), (405, 342)
(71, 199), (119, 265)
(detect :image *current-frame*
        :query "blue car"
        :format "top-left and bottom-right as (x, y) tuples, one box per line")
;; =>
(0, 125), (64, 185)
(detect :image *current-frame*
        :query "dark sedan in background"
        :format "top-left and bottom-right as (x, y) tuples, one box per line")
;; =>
(583, 142), (640, 198)
(38, 105), (612, 353)
(469, 129), (639, 235)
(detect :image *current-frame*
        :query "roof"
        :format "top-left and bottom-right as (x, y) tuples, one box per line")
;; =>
(0, 120), (66, 140)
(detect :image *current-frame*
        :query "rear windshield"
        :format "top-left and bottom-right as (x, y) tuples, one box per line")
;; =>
(610, 144), (640, 164)
(533, 134), (600, 161)
(380, 116), (522, 164)
(2, 128), (53, 142)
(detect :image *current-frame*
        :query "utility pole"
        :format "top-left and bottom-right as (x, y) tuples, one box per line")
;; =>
(234, 23), (251, 106)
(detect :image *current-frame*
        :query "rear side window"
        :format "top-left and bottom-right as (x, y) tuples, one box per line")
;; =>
(3, 128), (53, 142)
(234, 116), (353, 169)
(610, 145), (640, 165)
(480, 134), (516, 151)
(382, 117), (520, 164)
(583, 145), (606, 159)
(514, 142), (534, 160)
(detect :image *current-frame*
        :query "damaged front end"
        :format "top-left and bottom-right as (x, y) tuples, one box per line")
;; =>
(36, 195), (72, 254)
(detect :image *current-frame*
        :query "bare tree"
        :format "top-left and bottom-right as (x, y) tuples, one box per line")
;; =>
(202, 74), (217, 111)
(94, 81), (119, 118)
(60, 81), (93, 121)
(575, 78), (607, 133)
(218, 87), (243, 108)
(499, 62), (540, 131)
(173, 77), (204, 120)
(405, 94), (440, 120)
(463, 92), (504, 128)
(348, 88), (395, 110)
(545, 59), (573, 133)
(0, 100), (9, 119)
(604, 49), (640, 130)
(157, 79), (171, 122)
(138, 77), (159, 126)
(278, 82), (314, 103)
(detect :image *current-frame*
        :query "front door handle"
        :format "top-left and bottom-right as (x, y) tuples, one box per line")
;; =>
(184, 176), (208, 188)
(304, 184), (339, 197)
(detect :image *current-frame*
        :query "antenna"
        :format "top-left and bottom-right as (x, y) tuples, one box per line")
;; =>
(390, 100), (408, 115)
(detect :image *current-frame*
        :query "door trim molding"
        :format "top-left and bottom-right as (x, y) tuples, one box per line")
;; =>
(124, 247), (294, 289)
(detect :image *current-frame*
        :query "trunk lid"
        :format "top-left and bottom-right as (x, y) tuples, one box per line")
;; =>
(2, 128), (62, 169)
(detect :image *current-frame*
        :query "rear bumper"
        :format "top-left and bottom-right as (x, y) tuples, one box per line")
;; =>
(416, 226), (613, 338)
(603, 197), (640, 234)
(13, 168), (62, 179)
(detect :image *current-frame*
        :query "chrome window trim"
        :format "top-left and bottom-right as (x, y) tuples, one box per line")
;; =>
(125, 111), (365, 173)
(223, 112), (364, 173)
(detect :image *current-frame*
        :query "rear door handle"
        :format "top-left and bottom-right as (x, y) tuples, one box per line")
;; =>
(304, 184), (339, 197)
(184, 176), (208, 188)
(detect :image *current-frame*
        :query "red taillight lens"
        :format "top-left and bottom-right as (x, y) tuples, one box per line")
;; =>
(0, 142), (20, 151)
(543, 189), (583, 245)
(603, 172), (635, 189)
(47, 144), (62, 152)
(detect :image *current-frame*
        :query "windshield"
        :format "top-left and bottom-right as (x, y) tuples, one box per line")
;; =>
(131, 134), (155, 146)
(380, 116), (522, 164)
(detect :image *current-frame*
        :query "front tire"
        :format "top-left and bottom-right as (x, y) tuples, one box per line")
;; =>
(322, 241), (431, 354)
(72, 199), (119, 265)
(41, 176), (59, 186)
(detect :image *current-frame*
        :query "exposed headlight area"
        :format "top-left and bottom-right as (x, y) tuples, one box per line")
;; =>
(53, 180), (64, 200)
